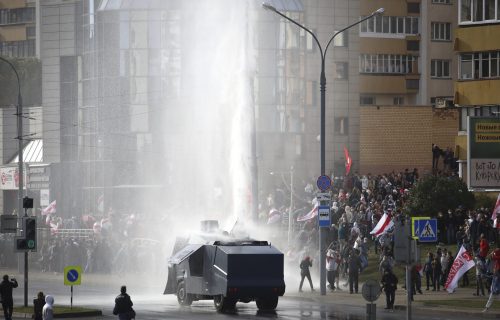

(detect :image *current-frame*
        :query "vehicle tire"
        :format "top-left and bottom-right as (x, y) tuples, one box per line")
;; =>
(176, 281), (192, 306)
(214, 295), (236, 312)
(256, 296), (278, 311)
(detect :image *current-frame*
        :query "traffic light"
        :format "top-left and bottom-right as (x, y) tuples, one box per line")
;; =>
(24, 217), (37, 250)
(16, 217), (37, 251)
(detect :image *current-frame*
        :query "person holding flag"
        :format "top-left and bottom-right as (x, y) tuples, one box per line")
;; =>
(492, 193), (500, 246)
(370, 211), (394, 238)
(444, 245), (475, 293)
(483, 246), (500, 313)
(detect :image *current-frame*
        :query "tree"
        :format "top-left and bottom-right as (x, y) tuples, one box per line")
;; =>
(404, 175), (475, 217)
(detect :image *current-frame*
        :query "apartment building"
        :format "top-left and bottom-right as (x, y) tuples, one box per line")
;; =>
(453, 0), (500, 177)
(357, 0), (460, 173)
(0, 0), (37, 57)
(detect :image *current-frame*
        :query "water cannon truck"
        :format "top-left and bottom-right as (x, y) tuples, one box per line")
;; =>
(164, 220), (285, 312)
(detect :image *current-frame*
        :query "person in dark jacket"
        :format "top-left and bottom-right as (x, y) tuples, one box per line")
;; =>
(33, 291), (45, 320)
(0, 275), (18, 320)
(348, 249), (362, 294)
(424, 252), (434, 290)
(113, 286), (134, 320)
(381, 269), (398, 310)
(432, 257), (442, 291)
(299, 256), (314, 292)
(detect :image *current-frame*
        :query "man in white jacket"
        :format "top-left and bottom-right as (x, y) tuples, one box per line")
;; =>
(42, 295), (54, 320)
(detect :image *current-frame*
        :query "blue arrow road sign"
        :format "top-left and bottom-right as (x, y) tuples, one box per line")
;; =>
(417, 219), (437, 242)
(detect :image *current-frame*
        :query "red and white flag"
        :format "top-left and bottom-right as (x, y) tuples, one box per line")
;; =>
(491, 193), (500, 222)
(344, 146), (352, 176)
(444, 245), (475, 293)
(297, 203), (318, 222)
(370, 213), (394, 236)
(41, 200), (56, 216)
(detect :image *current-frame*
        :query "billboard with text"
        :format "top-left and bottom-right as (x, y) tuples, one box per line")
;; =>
(467, 117), (500, 190)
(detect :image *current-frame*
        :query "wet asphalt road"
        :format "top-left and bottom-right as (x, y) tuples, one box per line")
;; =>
(8, 271), (489, 320)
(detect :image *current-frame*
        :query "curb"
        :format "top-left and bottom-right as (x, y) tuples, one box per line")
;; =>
(12, 311), (102, 319)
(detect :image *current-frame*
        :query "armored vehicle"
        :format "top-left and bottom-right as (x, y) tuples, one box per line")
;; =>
(164, 221), (285, 312)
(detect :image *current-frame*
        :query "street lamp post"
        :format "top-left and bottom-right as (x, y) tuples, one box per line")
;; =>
(0, 56), (27, 306)
(263, 3), (384, 295)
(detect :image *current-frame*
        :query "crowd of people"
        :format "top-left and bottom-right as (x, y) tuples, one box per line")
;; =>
(262, 167), (499, 310)
(0, 212), (163, 276)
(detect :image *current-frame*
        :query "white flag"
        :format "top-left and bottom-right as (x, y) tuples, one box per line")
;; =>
(444, 245), (475, 293)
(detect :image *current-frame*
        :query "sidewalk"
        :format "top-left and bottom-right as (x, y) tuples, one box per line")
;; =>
(284, 283), (500, 319)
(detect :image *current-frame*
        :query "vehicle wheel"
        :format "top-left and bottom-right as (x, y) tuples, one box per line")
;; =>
(214, 295), (236, 312)
(177, 281), (192, 306)
(256, 296), (278, 311)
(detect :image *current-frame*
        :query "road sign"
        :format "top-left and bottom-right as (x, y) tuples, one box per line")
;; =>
(316, 175), (332, 191)
(416, 219), (437, 242)
(318, 205), (330, 227)
(412, 217), (431, 239)
(64, 265), (82, 286)
(316, 192), (331, 202)
(1, 215), (17, 233)
(362, 279), (381, 302)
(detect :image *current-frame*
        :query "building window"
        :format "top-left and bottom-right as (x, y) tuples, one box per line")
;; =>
(393, 97), (404, 105)
(360, 96), (376, 105)
(407, 40), (420, 51)
(431, 60), (451, 78)
(306, 81), (317, 106)
(459, 51), (500, 79)
(306, 29), (316, 52)
(431, 22), (451, 41)
(406, 79), (419, 89)
(459, 0), (500, 24)
(408, 3), (421, 13)
(335, 62), (348, 79)
(459, 106), (500, 130)
(26, 26), (36, 39)
(0, 40), (35, 57)
(433, 0), (452, 3)
(334, 117), (349, 135)
(360, 16), (419, 36)
(0, 7), (35, 25)
(359, 54), (417, 74)
(333, 31), (348, 47)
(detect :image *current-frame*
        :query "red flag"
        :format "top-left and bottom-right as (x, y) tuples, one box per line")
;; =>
(344, 146), (352, 175)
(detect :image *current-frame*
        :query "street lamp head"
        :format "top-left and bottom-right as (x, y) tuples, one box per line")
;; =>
(374, 7), (385, 15)
(262, 2), (277, 12)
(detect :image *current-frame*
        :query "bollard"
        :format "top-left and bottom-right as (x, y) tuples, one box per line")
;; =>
(366, 302), (376, 320)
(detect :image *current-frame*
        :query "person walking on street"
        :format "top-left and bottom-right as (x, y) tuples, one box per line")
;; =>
(432, 257), (442, 291)
(33, 292), (45, 320)
(299, 256), (314, 292)
(0, 275), (18, 320)
(113, 286), (135, 320)
(474, 254), (486, 296)
(326, 250), (337, 291)
(424, 252), (434, 290)
(381, 269), (398, 310)
(42, 295), (54, 320)
(348, 249), (362, 294)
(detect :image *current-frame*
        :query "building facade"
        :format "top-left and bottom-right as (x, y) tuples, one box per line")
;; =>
(0, 0), (37, 58)
(454, 0), (500, 180)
